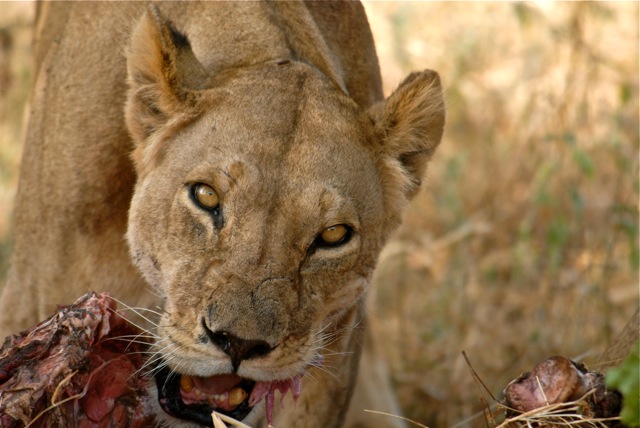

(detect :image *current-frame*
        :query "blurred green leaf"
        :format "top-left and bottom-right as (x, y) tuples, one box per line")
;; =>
(547, 218), (569, 246)
(532, 160), (558, 206)
(570, 187), (584, 216)
(619, 82), (633, 106)
(513, 3), (533, 26)
(547, 217), (569, 270)
(612, 204), (640, 270)
(572, 147), (596, 178)
(605, 343), (640, 427)
(563, 132), (577, 146)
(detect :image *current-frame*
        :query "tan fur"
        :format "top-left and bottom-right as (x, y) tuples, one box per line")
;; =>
(0, 2), (444, 427)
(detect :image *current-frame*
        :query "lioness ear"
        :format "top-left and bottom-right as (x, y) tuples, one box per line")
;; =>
(125, 5), (209, 145)
(369, 70), (445, 200)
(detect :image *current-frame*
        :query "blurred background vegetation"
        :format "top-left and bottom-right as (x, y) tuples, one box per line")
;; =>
(0, 2), (638, 427)
(0, 3), (31, 284)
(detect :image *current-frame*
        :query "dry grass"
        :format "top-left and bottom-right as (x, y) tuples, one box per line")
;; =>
(364, 2), (638, 427)
(459, 351), (624, 428)
(495, 400), (619, 428)
(0, 2), (638, 428)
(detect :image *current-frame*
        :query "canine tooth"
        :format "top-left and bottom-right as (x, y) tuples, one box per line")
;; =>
(180, 375), (194, 393)
(228, 387), (248, 406)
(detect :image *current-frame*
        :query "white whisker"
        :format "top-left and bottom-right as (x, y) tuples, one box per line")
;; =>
(135, 342), (174, 378)
(110, 298), (161, 330)
(309, 362), (340, 381)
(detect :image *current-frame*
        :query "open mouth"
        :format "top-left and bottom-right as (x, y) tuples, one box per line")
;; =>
(155, 364), (301, 427)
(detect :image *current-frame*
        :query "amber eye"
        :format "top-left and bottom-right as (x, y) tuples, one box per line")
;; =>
(318, 225), (351, 246)
(193, 183), (219, 209)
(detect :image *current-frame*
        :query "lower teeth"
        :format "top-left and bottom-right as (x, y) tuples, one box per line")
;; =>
(179, 375), (248, 410)
(228, 387), (248, 407)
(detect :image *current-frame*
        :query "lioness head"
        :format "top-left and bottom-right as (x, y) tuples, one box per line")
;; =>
(124, 7), (444, 426)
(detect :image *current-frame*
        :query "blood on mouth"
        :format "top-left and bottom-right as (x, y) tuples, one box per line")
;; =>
(176, 372), (302, 426)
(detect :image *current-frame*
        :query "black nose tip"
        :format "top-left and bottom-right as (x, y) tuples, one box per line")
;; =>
(201, 319), (273, 371)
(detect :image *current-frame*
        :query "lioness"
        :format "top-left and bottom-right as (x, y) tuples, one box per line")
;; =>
(0, 2), (444, 427)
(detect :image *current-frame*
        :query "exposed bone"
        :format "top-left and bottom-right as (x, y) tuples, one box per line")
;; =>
(503, 355), (623, 424)
(504, 355), (593, 411)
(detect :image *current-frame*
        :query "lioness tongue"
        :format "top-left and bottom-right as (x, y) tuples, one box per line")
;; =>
(191, 373), (242, 394)
(249, 376), (302, 427)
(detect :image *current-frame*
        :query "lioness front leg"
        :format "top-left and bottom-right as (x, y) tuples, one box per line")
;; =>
(346, 327), (407, 428)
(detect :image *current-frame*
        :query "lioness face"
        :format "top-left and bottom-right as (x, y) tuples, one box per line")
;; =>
(124, 8), (444, 426)
(128, 62), (384, 424)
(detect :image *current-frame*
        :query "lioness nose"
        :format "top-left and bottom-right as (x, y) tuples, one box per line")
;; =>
(202, 322), (273, 371)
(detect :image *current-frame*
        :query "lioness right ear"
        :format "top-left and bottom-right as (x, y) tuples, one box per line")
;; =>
(125, 5), (209, 146)
(369, 70), (445, 206)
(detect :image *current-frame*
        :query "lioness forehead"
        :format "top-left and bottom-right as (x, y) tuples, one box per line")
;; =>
(202, 61), (369, 148)
(163, 61), (382, 212)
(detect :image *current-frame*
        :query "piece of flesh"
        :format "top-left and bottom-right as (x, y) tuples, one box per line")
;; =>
(0, 292), (154, 428)
(0, 292), (304, 428)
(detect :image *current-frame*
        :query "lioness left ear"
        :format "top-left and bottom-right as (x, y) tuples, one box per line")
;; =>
(369, 70), (445, 199)
(125, 5), (209, 147)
